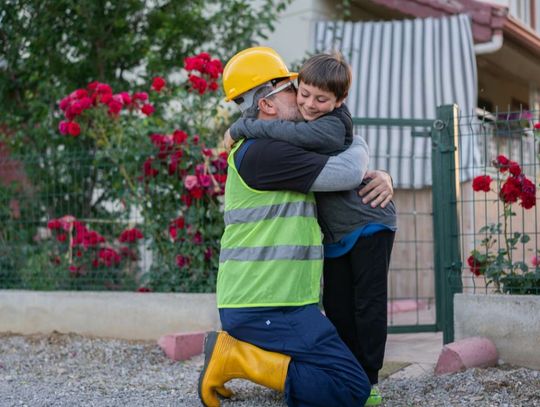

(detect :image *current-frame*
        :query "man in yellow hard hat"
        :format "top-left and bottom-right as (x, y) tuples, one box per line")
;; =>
(198, 47), (389, 407)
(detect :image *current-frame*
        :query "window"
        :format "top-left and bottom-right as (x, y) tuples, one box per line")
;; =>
(509, 0), (533, 29)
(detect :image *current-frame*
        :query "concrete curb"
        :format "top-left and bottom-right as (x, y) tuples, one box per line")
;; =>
(454, 293), (540, 369)
(157, 331), (206, 361)
(435, 336), (498, 375)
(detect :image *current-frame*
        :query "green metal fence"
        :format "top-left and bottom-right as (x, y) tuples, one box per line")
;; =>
(354, 105), (539, 342)
(455, 108), (540, 299)
(353, 105), (461, 340)
(0, 141), (225, 293)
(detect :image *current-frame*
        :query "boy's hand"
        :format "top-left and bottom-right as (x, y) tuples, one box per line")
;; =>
(223, 129), (235, 152)
(359, 170), (393, 208)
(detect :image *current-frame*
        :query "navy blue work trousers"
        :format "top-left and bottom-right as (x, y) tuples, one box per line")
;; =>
(219, 304), (370, 407)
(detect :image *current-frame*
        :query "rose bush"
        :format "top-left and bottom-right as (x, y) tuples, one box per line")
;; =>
(468, 155), (539, 294)
(37, 52), (228, 292)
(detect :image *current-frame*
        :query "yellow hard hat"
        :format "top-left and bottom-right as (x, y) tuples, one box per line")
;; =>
(222, 47), (298, 102)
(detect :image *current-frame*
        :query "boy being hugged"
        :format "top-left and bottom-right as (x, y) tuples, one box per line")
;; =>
(227, 52), (396, 406)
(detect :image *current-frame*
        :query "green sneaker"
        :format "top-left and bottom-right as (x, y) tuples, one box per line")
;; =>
(364, 387), (382, 406)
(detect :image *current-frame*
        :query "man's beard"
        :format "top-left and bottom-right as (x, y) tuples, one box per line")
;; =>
(279, 105), (304, 122)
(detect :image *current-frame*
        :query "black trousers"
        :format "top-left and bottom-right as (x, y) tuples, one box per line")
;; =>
(323, 230), (395, 385)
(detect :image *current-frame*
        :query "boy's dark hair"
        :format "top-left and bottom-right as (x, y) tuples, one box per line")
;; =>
(299, 52), (351, 101)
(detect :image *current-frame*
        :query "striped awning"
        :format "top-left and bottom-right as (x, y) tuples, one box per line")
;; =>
(313, 14), (479, 188)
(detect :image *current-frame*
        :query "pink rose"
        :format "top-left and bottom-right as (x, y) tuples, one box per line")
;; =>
(58, 121), (69, 135)
(184, 175), (199, 190)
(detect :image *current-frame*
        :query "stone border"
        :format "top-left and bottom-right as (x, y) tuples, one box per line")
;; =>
(454, 293), (540, 369)
(0, 290), (220, 340)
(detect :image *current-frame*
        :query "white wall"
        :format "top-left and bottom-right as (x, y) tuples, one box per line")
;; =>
(475, 0), (509, 6)
(262, 0), (335, 65)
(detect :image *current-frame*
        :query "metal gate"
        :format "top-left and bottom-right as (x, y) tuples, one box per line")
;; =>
(353, 104), (462, 343)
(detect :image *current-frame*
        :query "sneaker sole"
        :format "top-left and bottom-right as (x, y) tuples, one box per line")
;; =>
(198, 331), (219, 407)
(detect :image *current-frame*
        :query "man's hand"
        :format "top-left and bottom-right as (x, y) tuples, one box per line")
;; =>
(223, 128), (235, 152)
(358, 170), (393, 208)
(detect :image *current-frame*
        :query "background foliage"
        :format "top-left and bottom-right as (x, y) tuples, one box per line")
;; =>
(0, 0), (291, 292)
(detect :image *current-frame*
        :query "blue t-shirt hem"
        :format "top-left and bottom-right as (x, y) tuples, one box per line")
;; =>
(324, 224), (396, 258)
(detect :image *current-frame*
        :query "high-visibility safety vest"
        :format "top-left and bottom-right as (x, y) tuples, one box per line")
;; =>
(217, 141), (323, 308)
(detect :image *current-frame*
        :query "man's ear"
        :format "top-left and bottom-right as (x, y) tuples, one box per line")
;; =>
(258, 97), (277, 116)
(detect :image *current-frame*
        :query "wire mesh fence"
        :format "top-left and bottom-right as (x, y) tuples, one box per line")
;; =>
(0, 142), (226, 293)
(352, 119), (437, 329)
(456, 109), (540, 295)
(1, 108), (538, 312)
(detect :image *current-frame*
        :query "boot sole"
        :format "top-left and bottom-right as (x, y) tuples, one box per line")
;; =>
(198, 331), (219, 407)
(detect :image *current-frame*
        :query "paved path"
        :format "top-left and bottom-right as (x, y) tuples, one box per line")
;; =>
(384, 332), (443, 379)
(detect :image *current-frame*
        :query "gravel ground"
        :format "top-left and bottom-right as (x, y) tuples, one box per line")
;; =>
(1, 332), (539, 407)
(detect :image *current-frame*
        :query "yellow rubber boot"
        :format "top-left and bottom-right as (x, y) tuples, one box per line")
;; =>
(198, 331), (291, 407)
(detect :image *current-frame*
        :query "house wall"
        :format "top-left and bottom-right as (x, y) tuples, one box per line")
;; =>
(262, 0), (388, 65)
(261, 0), (335, 65)
(478, 66), (530, 111)
(390, 188), (435, 303)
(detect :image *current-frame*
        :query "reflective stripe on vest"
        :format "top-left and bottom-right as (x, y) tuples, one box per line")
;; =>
(224, 201), (317, 226)
(220, 244), (323, 262)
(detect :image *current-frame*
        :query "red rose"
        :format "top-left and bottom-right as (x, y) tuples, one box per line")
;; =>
(169, 217), (185, 240)
(118, 228), (144, 243)
(193, 231), (203, 245)
(141, 103), (155, 116)
(98, 247), (121, 267)
(520, 193), (536, 209)
(143, 157), (159, 178)
(197, 52), (211, 61)
(120, 92), (131, 104)
(188, 74), (207, 95)
(96, 83), (112, 94)
(494, 155), (510, 172)
(175, 255), (190, 268)
(520, 176), (536, 195)
(204, 247), (213, 261)
(168, 151), (183, 175)
(47, 219), (62, 230)
(133, 92), (149, 102)
(184, 56), (205, 72)
(98, 93), (112, 104)
(58, 121), (69, 135)
(68, 122), (81, 137)
(151, 76), (166, 92)
(74, 89), (88, 99)
(173, 130), (188, 144)
(508, 161), (521, 176)
(202, 148), (213, 157)
(190, 186), (204, 199)
(68, 265), (80, 274)
(520, 177), (536, 209)
(137, 287), (152, 293)
(467, 255), (483, 277)
(472, 175), (492, 192)
(59, 97), (71, 111)
(500, 177), (521, 203)
(108, 100), (123, 115)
